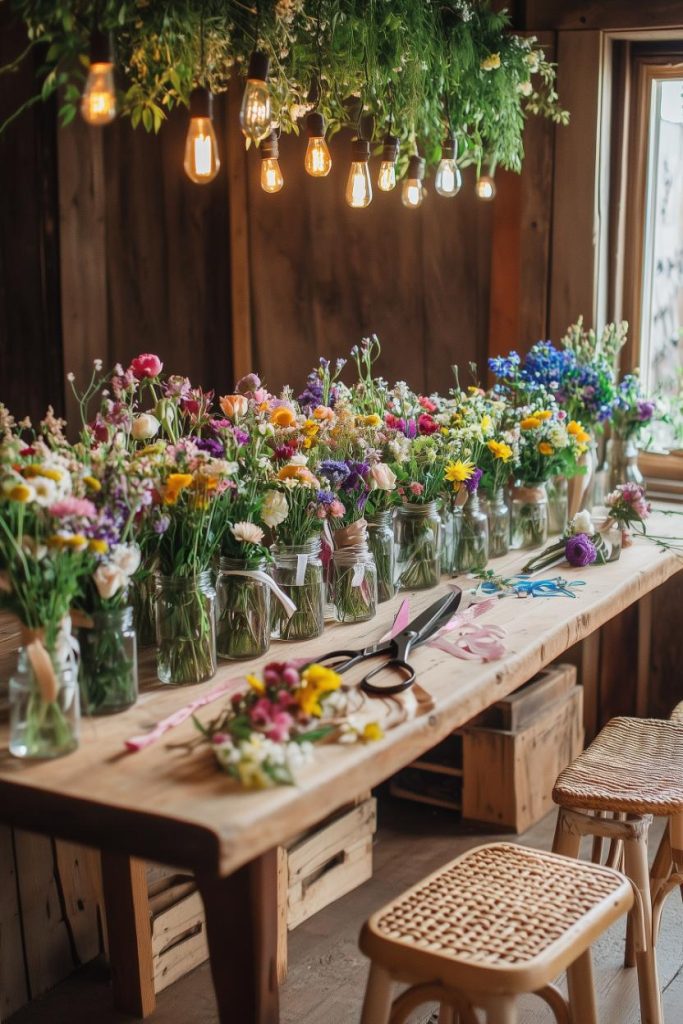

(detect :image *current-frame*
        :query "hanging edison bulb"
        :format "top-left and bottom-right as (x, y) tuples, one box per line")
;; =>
(435, 134), (462, 198)
(475, 174), (496, 200)
(260, 132), (284, 193)
(80, 31), (117, 126)
(240, 51), (271, 142)
(377, 133), (399, 192)
(401, 155), (425, 209)
(304, 112), (332, 177)
(345, 139), (372, 208)
(183, 87), (220, 184)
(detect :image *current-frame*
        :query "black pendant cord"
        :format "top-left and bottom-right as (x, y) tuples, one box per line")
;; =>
(199, 3), (206, 86)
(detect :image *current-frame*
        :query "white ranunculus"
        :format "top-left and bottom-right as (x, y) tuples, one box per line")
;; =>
(111, 543), (141, 577)
(289, 453), (308, 466)
(94, 563), (127, 600)
(261, 491), (289, 528)
(231, 522), (265, 546)
(571, 510), (593, 536)
(369, 463), (397, 491)
(131, 413), (160, 441)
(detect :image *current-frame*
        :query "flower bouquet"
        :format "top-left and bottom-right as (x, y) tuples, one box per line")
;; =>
(197, 661), (382, 788)
(391, 428), (448, 590)
(522, 510), (613, 574)
(606, 373), (656, 491)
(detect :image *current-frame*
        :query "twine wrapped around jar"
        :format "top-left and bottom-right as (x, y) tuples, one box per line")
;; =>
(332, 518), (368, 549)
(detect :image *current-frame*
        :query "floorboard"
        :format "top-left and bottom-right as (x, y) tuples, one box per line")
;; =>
(8, 793), (683, 1024)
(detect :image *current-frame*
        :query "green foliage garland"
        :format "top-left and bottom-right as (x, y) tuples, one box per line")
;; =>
(5, 0), (568, 172)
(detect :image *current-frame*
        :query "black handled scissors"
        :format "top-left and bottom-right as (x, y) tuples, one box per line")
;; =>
(314, 590), (462, 695)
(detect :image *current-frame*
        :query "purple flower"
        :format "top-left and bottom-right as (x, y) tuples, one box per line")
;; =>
(236, 373), (261, 395)
(315, 490), (336, 506)
(233, 427), (250, 445)
(153, 513), (171, 535)
(319, 460), (351, 488)
(195, 437), (224, 458)
(465, 467), (483, 494)
(637, 400), (655, 422)
(565, 533), (597, 568)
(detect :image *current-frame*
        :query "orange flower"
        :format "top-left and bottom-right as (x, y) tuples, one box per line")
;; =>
(313, 405), (335, 422)
(163, 472), (194, 505)
(567, 420), (590, 444)
(521, 416), (541, 430)
(537, 442), (554, 456)
(277, 464), (320, 487)
(219, 394), (248, 419)
(270, 406), (297, 428)
(535, 410), (552, 421)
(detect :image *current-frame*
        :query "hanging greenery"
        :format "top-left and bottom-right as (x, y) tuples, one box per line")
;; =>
(4, 0), (568, 172)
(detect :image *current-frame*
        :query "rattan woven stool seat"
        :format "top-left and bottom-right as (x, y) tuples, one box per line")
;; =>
(360, 842), (632, 995)
(670, 701), (683, 725)
(553, 716), (683, 815)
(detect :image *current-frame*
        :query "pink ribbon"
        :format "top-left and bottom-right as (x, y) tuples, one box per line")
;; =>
(125, 677), (247, 752)
(427, 596), (507, 661)
(381, 598), (411, 642)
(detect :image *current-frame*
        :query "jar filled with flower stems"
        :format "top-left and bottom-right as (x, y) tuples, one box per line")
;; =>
(394, 501), (442, 590)
(366, 510), (395, 603)
(155, 571), (217, 685)
(270, 538), (325, 641)
(510, 482), (549, 550)
(132, 568), (157, 647)
(77, 606), (138, 714)
(330, 545), (378, 623)
(9, 622), (80, 759)
(485, 487), (510, 558)
(455, 492), (489, 572)
(439, 499), (458, 575)
(216, 556), (271, 660)
(546, 475), (569, 534)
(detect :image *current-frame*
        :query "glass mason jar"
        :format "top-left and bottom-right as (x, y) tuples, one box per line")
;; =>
(78, 607), (138, 715)
(132, 572), (157, 647)
(216, 557), (271, 660)
(270, 538), (325, 641)
(394, 500), (442, 591)
(9, 642), (79, 759)
(510, 483), (549, 550)
(367, 511), (395, 603)
(155, 571), (217, 685)
(546, 476), (569, 535)
(330, 545), (378, 623)
(455, 493), (489, 573)
(605, 437), (644, 493)
(439, 500), (458, 576)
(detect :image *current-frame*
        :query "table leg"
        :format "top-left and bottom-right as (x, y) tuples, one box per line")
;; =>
(580, 629), (601, 741)
(101, 853), (156, 1017)
(636, 592), (653, 718)
(197, 848), (280, 1024)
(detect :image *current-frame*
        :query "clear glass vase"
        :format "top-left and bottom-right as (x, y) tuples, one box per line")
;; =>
(440, 500), (458, 575)
(155, 572), (217, 685)
(486, 487), (510, 558)
(9, 642), (79, 759)
(78, 607), (138, 715)
(455, 493), (489, 572)
(605, 437), (643, 493)
(394, 501), (442, 591)
(132, 572), (157, 647)
(510, 483), (549, 550)
(216, 557), (271, 660)
(330, 545), (378, 623)
(546, 476), (568, 534)
(367, 511), (395, 603)
(270, 538), (325, 641)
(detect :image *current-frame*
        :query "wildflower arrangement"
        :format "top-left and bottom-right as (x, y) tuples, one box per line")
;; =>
(610, 374), (657, 443)
(198, 661), (383, 789)
(604, 484), (651, 544)
(522, 510), (610, 574)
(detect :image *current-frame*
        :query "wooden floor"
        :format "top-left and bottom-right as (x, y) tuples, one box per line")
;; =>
(9, 793), (683, 1024)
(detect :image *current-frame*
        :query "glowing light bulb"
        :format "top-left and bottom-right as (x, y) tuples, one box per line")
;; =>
(80, 32), (116, 126)
(475, 174), (496, 200)
(401, 155), (425, 209)
(184, 88), (220, 184)
(377, 133), (399, 192)
(434, 134), (462, 197)
(304, 112), (332, 177)
(345, 139), (372, 208)
(260, 132), (284, 193)
(240, 51), (271, 142)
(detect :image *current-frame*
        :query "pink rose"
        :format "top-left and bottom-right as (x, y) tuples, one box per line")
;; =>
(418, 396), (437, 413)
(417, 413), (439, 435)
(409, 482), (424, 496)
(129, 353), (163, 379)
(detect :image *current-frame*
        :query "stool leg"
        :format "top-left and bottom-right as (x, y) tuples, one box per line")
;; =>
(360, 963), (393, 1024)
(566, 949), (598, 1024)
(623, 834), (663, 1024)
(438, 1006), (456, 1024)
(552, 809), (582, 859)
(481, 996), (517, 1023)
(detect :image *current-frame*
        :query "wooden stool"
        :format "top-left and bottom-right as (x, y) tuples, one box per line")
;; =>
(553, 715), (683, 1024)
(650, 703), (683, 940)
(359, 842), (634, 1024)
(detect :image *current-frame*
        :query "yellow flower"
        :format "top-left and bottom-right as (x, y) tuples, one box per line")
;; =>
(362, 722), (384, 742)
(301, 664), (342, 693)
(89, 538), (108, 555)
(480, 414), (493, 433)
(296, 685), (323, 717)
(481, 52), (501, 71)
(246, 673), (265, 695)
(536, 410), (552, 421)
(7, 483), (33, 502)
(567, 420), (590, 444)
(521, 416), (541, 430)
(134, 443), (164, 458)
(487, 439), (513, 462)
(62, 533), (88, 550)
(23, 464), (63, 482)
(357, 414), (381, 428)
(163, 472), (194, 505)
(444, 460), (475, 485)
(83, 475), (101, 492)
(538, 442), (554, 456)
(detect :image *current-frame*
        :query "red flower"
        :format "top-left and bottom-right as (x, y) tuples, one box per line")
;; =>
(19, 446), (36, 457)
(129, 353), (163, 379)
(417, 413), (438, 435)
(418, 396), (437, 413)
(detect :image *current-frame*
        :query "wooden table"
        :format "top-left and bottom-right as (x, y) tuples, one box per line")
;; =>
(0, 508), (681, 1024)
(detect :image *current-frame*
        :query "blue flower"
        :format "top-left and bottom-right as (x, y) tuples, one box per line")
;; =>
(488, 351), (521, 378)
